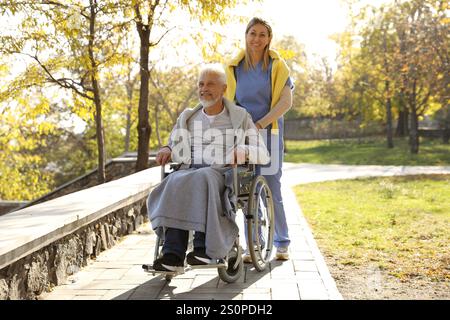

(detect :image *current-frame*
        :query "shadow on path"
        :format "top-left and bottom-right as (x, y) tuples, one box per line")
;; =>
(111, 260), (287, 300)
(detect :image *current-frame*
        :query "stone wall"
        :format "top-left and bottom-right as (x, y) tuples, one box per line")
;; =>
(0, 199), (148, 300)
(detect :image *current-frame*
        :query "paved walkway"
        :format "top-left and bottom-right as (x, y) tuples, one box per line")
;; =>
(40, 163), (450, 300)
(282, 163), (450, 187)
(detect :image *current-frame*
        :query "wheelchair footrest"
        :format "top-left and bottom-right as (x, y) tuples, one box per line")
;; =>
(141, 264), (184, 275)
(190, 261), (228, 269)
(142, 263), (152, 271)
(142, 258), (228, 274)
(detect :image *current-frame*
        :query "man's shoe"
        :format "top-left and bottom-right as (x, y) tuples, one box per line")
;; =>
(186, 249), (215, 266)
(153, 253), (184, 273)
(275, 247), (289, 260)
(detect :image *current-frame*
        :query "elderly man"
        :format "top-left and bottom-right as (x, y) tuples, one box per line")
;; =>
(147, 64), (270, 273)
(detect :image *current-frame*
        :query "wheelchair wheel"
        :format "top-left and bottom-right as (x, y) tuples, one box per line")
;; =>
(218, 241), (243, 283)
(246, 175), (274, 272)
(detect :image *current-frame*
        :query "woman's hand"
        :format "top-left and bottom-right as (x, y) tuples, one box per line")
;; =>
(255, 122), (263, 130)
(156, 146), (172, 165)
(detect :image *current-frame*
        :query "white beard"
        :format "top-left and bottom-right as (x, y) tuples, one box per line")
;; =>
(200, 96), (221, 108)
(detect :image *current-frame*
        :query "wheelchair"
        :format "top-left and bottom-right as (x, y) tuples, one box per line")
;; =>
(143, 162), (275, 283)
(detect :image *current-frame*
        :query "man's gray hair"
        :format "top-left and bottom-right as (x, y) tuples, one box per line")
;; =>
(199, 63), (227, 85)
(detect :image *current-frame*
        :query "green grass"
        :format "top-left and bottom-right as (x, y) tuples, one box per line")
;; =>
(285, 137), (450, 166)
(294, 175), (450, 281)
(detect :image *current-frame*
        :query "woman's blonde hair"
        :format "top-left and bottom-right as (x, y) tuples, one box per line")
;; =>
(244, 17), (272, 71)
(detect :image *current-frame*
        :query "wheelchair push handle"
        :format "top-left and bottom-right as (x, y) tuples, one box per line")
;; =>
(160, 165), (165, 180)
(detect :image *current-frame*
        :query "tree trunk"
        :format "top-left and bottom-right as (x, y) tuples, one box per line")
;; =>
(443, 107), (450, 144)
(441, 96), (450, 144)
(396, 108), (409, 137)
(124, 81), (133, 153)
(125, 105), (132, 153)
(382, 27), (393, 148)
(385, 80), (394, 148)
(155, 104), (162, 148)
(396, 23), (409, 138)
(409, 108), (419, 154)
(408, 81), (419, 154)
(92, 81), (105, 183)
(88, 0), (105, 183)
(135, 22), (152, 172)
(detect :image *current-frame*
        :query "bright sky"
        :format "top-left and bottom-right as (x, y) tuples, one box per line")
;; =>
(236, 0), (393, 63)
(151, 0), (392, 69)
(243, 0), (349, 62)
(253, 0), (391, 63)
(0, 0), (393, 72)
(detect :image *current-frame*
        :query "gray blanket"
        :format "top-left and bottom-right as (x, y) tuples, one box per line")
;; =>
(147, 166), (238, 259)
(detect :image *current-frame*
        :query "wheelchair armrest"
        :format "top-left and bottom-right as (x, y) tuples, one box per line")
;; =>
(160, 162), (182, 180)
(169, 163), (182, 171)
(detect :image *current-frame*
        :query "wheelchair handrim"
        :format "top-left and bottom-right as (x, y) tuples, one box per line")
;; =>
(247, 175), (275, 271)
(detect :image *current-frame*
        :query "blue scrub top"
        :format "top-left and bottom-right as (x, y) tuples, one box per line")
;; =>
(234, 58), (293, 128)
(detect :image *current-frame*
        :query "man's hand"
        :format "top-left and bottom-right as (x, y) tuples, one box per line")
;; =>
(232, 147), (247, 165)
(156, 146), (172, 165)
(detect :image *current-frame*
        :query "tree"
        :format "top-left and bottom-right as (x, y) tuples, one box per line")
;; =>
(430, 0), (450, 143)
(150, 67), (197, 127)
(120, 0), (246, 172)
(360, 5), (399, 148)
(0, 82), (55, 200)
(392, 0), (444, 153)
(273, 36), (309, 119)
(338, 0), (447, 152)
(100, 31), (140, 154)
(332, 30), (369, 124)
(0, 0), (129, 182)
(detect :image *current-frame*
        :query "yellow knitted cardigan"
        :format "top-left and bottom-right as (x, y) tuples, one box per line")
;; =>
(224, 49), (290, 133)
